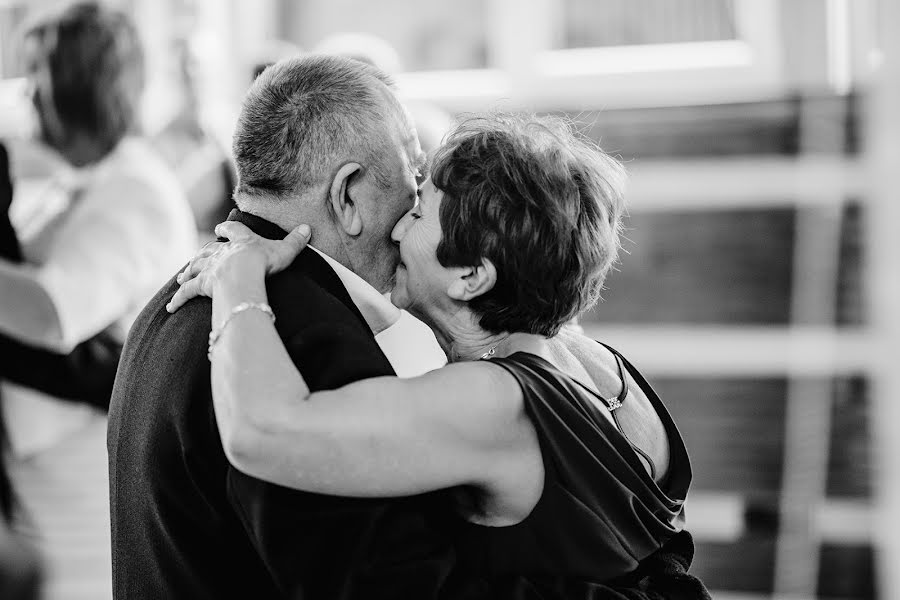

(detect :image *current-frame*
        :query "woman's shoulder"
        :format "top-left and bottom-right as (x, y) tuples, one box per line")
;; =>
(409, 360), (533, 452)
(539, 334), (690, 493)
(424, 360), (526, 416)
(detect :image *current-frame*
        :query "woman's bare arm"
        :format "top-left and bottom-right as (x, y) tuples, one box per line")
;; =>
(204, 248), (528, 498)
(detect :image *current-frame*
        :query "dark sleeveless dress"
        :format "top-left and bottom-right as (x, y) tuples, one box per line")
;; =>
(445, 346), (692, 595)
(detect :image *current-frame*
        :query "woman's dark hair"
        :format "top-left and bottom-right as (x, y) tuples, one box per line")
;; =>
(23, 1), (144, 159)
(431, 113), (626, 337)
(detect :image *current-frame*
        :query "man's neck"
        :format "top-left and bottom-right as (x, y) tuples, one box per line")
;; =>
(234, 194), (353, 271)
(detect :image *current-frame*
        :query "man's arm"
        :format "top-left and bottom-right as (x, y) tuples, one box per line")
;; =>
(0, 332), (121, 410)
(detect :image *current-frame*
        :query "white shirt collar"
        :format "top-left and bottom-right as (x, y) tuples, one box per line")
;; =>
(307, 246), (401, 335)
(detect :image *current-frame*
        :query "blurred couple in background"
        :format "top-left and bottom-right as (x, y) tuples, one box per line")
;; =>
(0, 2), (197, 597)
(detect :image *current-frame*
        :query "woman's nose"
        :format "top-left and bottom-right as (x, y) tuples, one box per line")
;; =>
(391, 211), (412, 244)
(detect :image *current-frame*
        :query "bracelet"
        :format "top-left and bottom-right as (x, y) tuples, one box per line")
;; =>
(208, 301), (275, 361)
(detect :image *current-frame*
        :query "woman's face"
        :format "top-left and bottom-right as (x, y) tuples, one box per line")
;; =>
(389, 179), (455, 321)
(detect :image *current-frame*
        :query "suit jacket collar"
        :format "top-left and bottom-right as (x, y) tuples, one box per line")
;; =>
(227, 208), (290, 241)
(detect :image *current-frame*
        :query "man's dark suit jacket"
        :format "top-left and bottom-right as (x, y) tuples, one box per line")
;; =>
(107, 210), (453, 599)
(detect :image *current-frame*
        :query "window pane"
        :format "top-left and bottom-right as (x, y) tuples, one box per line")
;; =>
(283, 0), (487, 71)
(560, 0), (738, 49)
(657, 376), (787, 494)
(585, 208), (796, 325)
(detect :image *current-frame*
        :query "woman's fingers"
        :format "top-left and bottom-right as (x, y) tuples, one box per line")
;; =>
(167, 223), (311, 312)
(177, 243), (222, 283)
(267, 224), (311, 274)
(214, 221), (255, 242)
(178, 256), (209, 285)
(284, 224), (311, 253)
(166, 275), (205, 313)
(176, 260), (193, 285)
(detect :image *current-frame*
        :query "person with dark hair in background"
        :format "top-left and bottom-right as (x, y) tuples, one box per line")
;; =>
(0, 1), (196, 456)
(170, 111), (712, 598)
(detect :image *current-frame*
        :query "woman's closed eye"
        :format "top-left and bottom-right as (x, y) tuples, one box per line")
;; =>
(409, 198), (423, 220)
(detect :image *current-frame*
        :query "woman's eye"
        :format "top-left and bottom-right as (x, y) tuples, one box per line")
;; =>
(410, 211), (422, 220)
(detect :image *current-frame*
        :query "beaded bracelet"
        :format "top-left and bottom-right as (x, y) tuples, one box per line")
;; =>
(207, 301), (275, 361)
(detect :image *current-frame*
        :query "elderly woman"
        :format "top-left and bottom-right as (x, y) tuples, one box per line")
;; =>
(169, 113), (692, 588)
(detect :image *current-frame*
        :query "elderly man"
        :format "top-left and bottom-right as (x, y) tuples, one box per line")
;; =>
(108, 55), (449, 599)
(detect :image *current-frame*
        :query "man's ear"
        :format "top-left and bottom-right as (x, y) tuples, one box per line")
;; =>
(447, 259), (497, 301)
(329, 162), (363, 236)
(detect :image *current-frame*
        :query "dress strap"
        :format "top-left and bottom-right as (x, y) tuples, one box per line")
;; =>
(597, 342), (658, 481)
(566, 345), (629, 412)
(604, 351), (628, 412)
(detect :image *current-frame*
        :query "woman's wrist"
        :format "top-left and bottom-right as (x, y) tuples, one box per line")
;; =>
(214, 272), (267, 315)
(214, 250), (267, 298)
(211, 251), (269, 326)
(208, 300), (275, 360)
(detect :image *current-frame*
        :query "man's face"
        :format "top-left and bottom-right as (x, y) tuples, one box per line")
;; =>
(352, 102), (426, 293)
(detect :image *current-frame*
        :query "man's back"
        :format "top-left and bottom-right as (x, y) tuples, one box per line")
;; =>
(107, 213), (452, 599)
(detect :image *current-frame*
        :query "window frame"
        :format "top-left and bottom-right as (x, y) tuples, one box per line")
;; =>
(396, 0), (787, 110)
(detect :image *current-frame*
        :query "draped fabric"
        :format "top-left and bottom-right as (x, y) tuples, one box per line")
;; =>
(442, 530), (710, 599)
(452, 350), (692, 584)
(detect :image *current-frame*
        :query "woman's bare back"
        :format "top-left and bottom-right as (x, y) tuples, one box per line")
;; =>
(546, 328), (671, 482)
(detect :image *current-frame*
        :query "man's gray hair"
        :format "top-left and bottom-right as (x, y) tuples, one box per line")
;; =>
(233, 54), (397, 200)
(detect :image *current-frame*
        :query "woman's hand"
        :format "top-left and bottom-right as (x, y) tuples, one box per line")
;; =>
(166, 221), (311, 313)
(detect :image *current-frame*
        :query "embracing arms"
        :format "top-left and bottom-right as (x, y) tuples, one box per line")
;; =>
(170, 222), (532, 499)
(213, 282), (524, 497)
